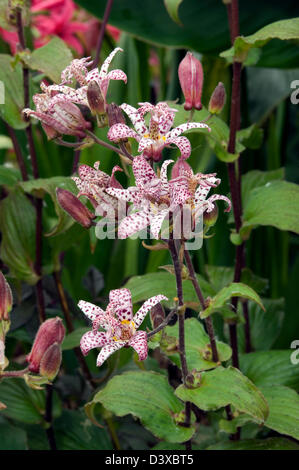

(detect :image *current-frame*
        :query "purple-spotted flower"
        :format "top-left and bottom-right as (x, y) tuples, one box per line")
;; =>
(40, 48), (127, 114)
(23, 89), (91, 139)
(106, 155), (231, 239)
(108, 101), (210, 161)
(79, 288), (168, 366)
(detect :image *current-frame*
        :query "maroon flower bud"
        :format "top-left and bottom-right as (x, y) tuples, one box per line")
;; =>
(203, 204), (219, 227)
(150, 303), (165, 329)
(26, 317), (65, 373)
(107, 103), (126, 128)
(208, 82), (226, 115)
(39, 342), (62, 380)
(56, 188), (96, 228)
(53, 101), (91, 137)
(87, 81), (105, 115)
(0, 272), (13, 322)
(178, 52), (203, 111)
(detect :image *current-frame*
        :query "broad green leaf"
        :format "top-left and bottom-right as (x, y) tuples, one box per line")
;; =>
(175, 366), (268, 424)
(242, 180), (299, 235)
(162, 317), (232, 370)
(124, 271), (215, 310)
(91, 371), (196, 443)
(74, 0), (299, 68)
(54, 410), (112, 450)
(20, 176), (77, 236)
(0, 165), (21, 186)
(241, 168), (285, 207)
(0, 378), (61, 424)
(164, 0), (184, 25)
(221, 18), (299, 64)
(62, 327), (89, 351)
(240, 350), (299, 391)
(205, 265), (234, 291)
(0, 416), (27, 450)
(261, 385), (299, 440)
(237, 298), (284, 352)
(0, 188), (38, 284)
(208, 437), (299, 450)
(236, 124), (264, 150)
(0, 54), (26, 129)
(200, 282), (264, 319)
(23, 37), (73, 83)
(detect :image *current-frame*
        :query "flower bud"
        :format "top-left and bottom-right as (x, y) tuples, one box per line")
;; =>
(107, 103), (126, 128)
(53, 101), (91, 137)
(0, 272), (13, 322)
(178, 52), (203, 111)
(203, 204), (219, 227)
(150, 303), (165, 329)
(56, 188), (96, 228)
(39, 342), (62, 381)
(26, 317), (65, 373)
(208, 82), (226, 115)
(87, 81), (105, 115)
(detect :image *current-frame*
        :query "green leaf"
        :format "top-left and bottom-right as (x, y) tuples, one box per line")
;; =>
(221, 18), (299, 64)
(242, 180), (299, 235)
(91, 371), (196, 443)
(261, 385), (299, 440)
(0, 135), (13, 149)
(0, 165), (21, 186)
(54, 410), (112, 450)
(162, 317), (232, 370)
(242, 168), (285, 208)
(62, 327), (89, 351)
(236, 124), (264, 150)
(74, 0), (299, 68)
(0, 416), (27, 450)
(124, 271), (215, 310)
(20, 176), (77, 236)
(0, 378), (61, 424)
(240, 350), (299, 391)
(200, 282), (264, 319)
(164, 0), (184, 25)
(0, 188), (38, 284)
(237, 298), (284, 352)
(23, 37), (73, 83)
(205, 265), (234, 292)
(208, 437), (299, 450)
(175, 366), (268, 424)
(0, 54), (27, 129)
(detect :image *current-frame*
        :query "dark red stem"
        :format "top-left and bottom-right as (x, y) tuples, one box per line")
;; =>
(92, 0), (114, 69)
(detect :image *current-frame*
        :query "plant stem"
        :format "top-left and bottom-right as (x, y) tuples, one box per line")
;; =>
(85, 130), (132, 160)
(6, 124), (28, 181)
(45, 385), (57, 450)
(147, 308), (177, 338)
(16, 7), (46, 324)
(53, 271), (95, 386)
(168, 239), (192, 450)
(184, 249), (219, 363)
(92, 0), (114, 69)
(0, 367), (29, 378)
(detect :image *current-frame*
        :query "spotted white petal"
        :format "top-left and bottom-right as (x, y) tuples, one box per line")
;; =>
(165, 136), (191, 159)
(133, 294), (168, 329)
(109, 288), (133, 322)
(167, 122), (210, 139)
(99, 47), (123, 80)
(108, 123), (140, 142)
(96, 341), (126, 367)
(105, 186), (142, 203)
(78, 300), (106, 322)
(120, 103), (148, 135)
(132, 155), (156, 187)
(128, 330), (148, 361)
(118, 208), (151, 239)
(206, 194), (231, 212)
(138, 136), (155, 153)
(80, 330), (108, 356)
(150, 208), (170, 239)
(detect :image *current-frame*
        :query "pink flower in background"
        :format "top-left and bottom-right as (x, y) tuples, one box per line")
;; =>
(79, 288), (167, 366)
(0, 0), (121, 55)
(108, 102), (210, 161)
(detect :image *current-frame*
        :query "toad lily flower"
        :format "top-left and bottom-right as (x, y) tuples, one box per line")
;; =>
(106, 155), (231, 239)
(79, 289), (168, 366)
(42, 48), (127, 115)
(108, 101), (210, 161)
(23, 89), (91, 139)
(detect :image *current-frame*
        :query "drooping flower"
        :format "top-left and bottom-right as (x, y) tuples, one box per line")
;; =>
(43, 48), (127, 115)
(108, 101), (210, 161)
(178, 52), (203, 111)
(23, 89), (91, 139)
(106, 155), (231, 240)
(79, 288), (168, 366)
